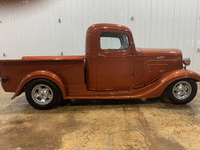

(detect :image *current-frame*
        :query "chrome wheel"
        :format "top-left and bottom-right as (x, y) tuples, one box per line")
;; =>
(172, 81), (192, 100)
(31, 84), (54, 105)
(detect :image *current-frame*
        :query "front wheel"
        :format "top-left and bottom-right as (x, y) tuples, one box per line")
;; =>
(25, 79), (61, 110)
(166, 79), (197, 104)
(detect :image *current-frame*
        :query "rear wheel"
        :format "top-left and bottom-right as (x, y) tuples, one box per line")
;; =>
(25, 79), (61, 110)
(167, 79), (197, 104)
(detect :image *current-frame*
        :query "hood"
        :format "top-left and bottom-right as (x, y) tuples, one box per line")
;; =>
(136, 48), (183, 85)
(136, 48), (182, 56)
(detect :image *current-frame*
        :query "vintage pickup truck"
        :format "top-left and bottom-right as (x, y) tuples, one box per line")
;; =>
(0, 24), (200, 109)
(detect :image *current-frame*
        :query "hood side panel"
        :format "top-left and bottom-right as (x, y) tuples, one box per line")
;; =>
(136, 48), (183, 85)
(134, 55), (145, 88)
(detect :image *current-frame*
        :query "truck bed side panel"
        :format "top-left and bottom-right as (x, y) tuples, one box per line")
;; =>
(0, 58), (85, 92)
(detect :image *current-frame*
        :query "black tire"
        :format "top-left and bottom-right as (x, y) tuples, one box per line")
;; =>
(25, 79), (62, 110)
(166, 79), (197, 104)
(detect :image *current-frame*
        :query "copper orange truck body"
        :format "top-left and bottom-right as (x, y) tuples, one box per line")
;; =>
(0, 24), (200, 109)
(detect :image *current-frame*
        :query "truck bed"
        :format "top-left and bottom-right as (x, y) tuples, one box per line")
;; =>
(0, 56), (86, 92)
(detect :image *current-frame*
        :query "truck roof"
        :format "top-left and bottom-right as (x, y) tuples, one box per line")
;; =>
(87, 23), (131, 33)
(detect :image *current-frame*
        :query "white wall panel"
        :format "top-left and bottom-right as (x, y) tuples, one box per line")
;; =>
(161, 0), (173, 48)
(167, 0), (175, 48)
(150, 0), (159, 48)
(109, 0), (118, 23)
(130, 0), (141, 47)
(64, 0), (75, 55)
(178, 0), (187, 54)
(140, 0), (151, 48)
(184, 0), (198, 70)
(0, 0), (200, 72)
(193, 0), (200, 73)
(156, 0), (164, 48)
(173, 0), (181, 49)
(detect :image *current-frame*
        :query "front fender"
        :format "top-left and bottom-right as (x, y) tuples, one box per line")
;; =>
(160, 69), (200, 84)
(140, 69), (200, 98)
(11, 70), (68, 99)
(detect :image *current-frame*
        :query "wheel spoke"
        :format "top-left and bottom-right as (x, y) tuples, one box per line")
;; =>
(38, 86), (43, 93)
(41, 99), (45, 103)
(47, 94), (53, 100)
(174, 87), (178, 92)
(182, 91), (187, 96)
(178, 84), (183, 90)
(185, 86), (190, 91)
(34, 93), (40, 99)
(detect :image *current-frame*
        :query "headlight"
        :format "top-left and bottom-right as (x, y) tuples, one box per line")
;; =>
(183, 58), (191, 66)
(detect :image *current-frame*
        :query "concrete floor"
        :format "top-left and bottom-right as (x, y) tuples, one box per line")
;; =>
(1, 84), (200, 150)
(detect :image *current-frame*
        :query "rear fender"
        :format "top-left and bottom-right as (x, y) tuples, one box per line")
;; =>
(144, 69), (200, 98)
(11, 70), (68, 99)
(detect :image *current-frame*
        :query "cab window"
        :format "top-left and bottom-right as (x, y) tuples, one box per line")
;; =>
(100, 32), (130, 50)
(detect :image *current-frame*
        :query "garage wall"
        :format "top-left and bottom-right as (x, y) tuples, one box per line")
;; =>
(0, 0), (199, 71)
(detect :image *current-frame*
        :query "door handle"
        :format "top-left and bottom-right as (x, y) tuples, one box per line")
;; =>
(98, 54), (106, 57)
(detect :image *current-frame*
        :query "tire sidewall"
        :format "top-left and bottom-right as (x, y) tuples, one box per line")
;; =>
(26, 79), (61, 110)
(167, 79), (197, 104)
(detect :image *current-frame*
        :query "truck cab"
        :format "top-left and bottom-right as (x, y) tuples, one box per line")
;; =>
(86, 24), (135, 91)
(86, 24), (183, 90)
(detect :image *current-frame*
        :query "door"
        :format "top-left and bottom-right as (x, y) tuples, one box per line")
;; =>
(96, 32), (134, 90)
